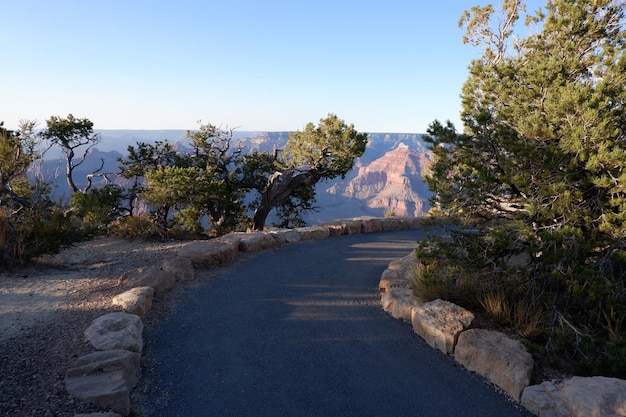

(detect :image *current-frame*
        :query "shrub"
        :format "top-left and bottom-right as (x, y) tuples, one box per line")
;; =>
(1, 205), (83, 270)
(108, 215), (164, 239)
(71, 185), (124, 233)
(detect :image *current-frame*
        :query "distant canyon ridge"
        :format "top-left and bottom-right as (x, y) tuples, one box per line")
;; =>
(38, 130), (434, 225)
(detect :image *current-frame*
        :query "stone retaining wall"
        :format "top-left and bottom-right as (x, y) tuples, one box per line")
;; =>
(378, 250), (626, 417)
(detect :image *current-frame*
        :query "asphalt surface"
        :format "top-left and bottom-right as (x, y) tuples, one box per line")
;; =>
(141, 229), (534, 416)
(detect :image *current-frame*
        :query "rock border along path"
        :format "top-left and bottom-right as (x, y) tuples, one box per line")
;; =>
(64, 216), (626, 417)
(64, 216), (418, 416)
(378, 249), (626, 417)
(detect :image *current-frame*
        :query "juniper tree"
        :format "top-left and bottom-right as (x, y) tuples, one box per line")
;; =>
(252, 114), (367, 230)
(41, 114), (103, 193)
(422, 0), (626, 373)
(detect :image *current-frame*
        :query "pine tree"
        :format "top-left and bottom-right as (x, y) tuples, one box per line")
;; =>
(423, 0), (626, 375)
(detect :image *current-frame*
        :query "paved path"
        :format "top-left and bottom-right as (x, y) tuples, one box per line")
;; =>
(141, 230), (533, 416)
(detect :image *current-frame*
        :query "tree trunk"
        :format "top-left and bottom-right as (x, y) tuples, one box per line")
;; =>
(253, 169), (316, 230)
(65, 149), (79, 193)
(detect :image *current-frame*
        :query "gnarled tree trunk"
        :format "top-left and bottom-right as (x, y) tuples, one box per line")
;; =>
(253, 168), (317, 230)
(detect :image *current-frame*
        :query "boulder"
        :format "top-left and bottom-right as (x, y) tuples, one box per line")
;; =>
(379, 268), (408, 292)
(84, 312), (143, 352)
(411, 299), (474, 354)
(157, 256), (195, 282)
(381, 217), (410, 231)
(296, 225), (330, 240)
(269, 228), (302, 243)
(177, 240), (239, 269)
(521, 376), (626, 417)
(360, 217), (383, 233)
(381, 287), (422, 321)
(119, 264), (175, 296)
(238, 232), (277, 252)
(405, 216), (423, 229)
(111, 287), (154, 319)
(322, 221), (349, 236)
(387, 251), (418, 272)
(344, 220), (363, 234)
(65, 349), (140, 416)
(454, 329), (534, 401)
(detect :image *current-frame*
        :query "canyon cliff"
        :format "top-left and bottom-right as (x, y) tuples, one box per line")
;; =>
(37, 130), (433, 224)
(328, 143), (431, 217)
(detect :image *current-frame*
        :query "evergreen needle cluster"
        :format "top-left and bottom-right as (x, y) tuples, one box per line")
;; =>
(419, 0), (626, 377)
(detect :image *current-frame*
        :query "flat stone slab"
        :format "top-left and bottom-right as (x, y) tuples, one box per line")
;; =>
(177, 240), (239, 269)
(269, 228), (302, 243)
(296, 225), (330, 240)
(119, 264), (175, 295)
(521, 376), (626, 417)
(157, 256), (195, 282)
(238, 232), (277, 252)
(455, 329), (533, 400)
(65, 349), (140, 416)
(84, 312), (143, 352)
(112, 286), (154, 319)
(411, 299), (474, 354)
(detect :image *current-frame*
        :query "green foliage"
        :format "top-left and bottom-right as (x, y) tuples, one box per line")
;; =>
(423, 0), (626, 377)
(71, 185), (124, 233)
(1, 202), (82, 270)
(284, 113), (368, 180)
(108, 214), (163, 239)
(0, 122), (34, 198)
(40, 114), (102, 193)
(0, 120), (83, 269)
(252, 114), (367, 230)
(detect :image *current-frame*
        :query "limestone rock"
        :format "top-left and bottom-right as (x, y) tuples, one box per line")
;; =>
(111, 287), (154, 319)
(269, 228), (302, 243)
(387, 251), (417, 269)
(381, 287), (422, 321)
(177, 240), (239, 269)
(402, 216), (423, 229)
(84, 312), (143, 352)
(381, 216), (410, 231)
(296, 225), (330, 240)
(379, 268), (409, 292)
(454, 329), (534, 400)
(239, 232), (277, 252)
(157, 256), (195, 282)
(345, 220), (364, 234)
(65, 349), (140, 416)
(521, 376), (626, 417)
(411, 299), (474, 354)
(322, 221), (349, 236)
(119, 264), (175, 296)
(360, 217), (383, 233)
(210, 231), (244, 246)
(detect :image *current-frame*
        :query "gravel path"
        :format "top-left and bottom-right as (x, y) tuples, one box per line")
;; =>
(0, 237), (187, 417)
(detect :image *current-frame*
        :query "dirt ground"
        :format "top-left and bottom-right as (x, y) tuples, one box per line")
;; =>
(0, 237), (188, 417)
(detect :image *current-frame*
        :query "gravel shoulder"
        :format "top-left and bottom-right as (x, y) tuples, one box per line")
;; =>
(0, 237), (188, 417)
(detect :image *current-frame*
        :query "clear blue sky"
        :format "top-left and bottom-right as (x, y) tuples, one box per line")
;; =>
(2, 1), (544, 134)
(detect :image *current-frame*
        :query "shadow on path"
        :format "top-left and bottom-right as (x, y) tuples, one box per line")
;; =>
(139, 230), (533, 416)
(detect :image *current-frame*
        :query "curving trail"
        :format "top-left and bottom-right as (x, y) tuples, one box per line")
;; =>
(139, 230), (534, 416)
